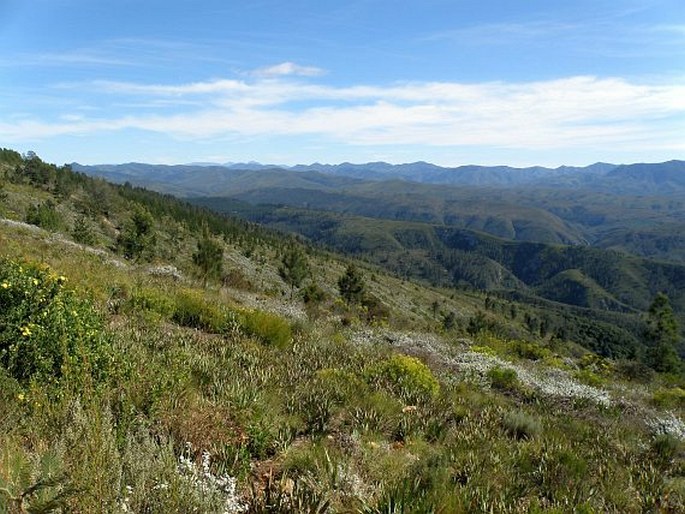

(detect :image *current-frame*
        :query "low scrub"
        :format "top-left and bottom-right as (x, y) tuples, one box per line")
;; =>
(368, 354), (440, 404)
(511, 340), (550, 361)
(652, 387), (685, 409)
(128, 286), (176, 319)
(487, 366), (520, 392)
(172, 289), (232, 333)
(502, 410), (542, 440)
(240, 309), (292, 348)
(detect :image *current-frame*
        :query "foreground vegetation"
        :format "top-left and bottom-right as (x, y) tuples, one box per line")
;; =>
(1, 149), (685, 512)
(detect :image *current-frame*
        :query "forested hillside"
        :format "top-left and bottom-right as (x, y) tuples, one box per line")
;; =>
(75, 161), (685, 265)
(2, 149), (685, 512)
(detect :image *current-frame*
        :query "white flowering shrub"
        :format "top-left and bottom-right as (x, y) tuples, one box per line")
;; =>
(117, 441), (246, 514)
(177, 444), (246, 514)
(148, 264), (183, 280)
(647, 412), (685, 440)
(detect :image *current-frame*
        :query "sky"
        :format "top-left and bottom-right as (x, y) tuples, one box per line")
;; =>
(1, 0), (684, 167)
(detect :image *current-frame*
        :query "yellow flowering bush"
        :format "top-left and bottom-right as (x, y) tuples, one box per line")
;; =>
(0, 259), (111, 386)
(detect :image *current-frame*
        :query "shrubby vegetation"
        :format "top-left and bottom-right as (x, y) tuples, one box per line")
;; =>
(25, 200), (62, 231)
(368, 354), (440, 404)
(206, 199), (685, 359)
(0, 259), (111, 386)
(0, 149), (684, 512)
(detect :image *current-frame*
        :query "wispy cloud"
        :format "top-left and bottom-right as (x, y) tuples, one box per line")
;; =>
(0, 50), (135, 68)
(91, 79), (250, 96)
(251, 61), (325, 77)
(2, 75), (684, 155)
(421, 17), (685, 58)
(422, 21), (578, 45)
(0, 38), (243, 70)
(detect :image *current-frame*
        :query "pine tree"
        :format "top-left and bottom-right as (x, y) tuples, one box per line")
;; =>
(279, 248), (309, 299)
(645, 292), (681, 373)
(72, 214), (96, 246)
(193, 229), (224, 286)
(118, 206), (156, 261)
(337, 264), (366, 305)
(25, 200), (61, 231)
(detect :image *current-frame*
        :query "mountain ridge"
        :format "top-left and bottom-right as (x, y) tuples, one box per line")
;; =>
(72, 159), (685, 193)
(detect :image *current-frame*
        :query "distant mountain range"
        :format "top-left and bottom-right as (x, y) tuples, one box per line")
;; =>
(72, 159), (685, 262)
(70, 157), (685, 322)
(72, 159), (685, 195)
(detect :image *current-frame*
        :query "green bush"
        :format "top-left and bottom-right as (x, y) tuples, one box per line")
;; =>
(240, 310), (292, 348)
(171, 290), (230, 333)
(128, 286), (175, 319)
(361, 294), (390, 324)
(487, 366), (520, 392)
(301, 282), (327, 305)
(71, 214), (97, 246)
(289, 369), (369, 435)
(0, 259), (111, 386)
(314, 368), (367, 404)
(369, 354), (440, 404)
(25, 200), (62, 231)
(615, 359), (654, 383)
(652, 387), (685, 409)
(574, 368), (605, 388)
(512, 340), (549, 361)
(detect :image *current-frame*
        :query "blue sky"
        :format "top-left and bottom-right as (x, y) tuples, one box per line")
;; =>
(1, 0), (684, 167)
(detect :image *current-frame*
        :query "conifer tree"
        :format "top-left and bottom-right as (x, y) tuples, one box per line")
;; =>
(193, 229), (224, 286)
(118, 206), (156, 261)
(72, 214), (96, 246)
(645, 292), (681, 373)
(279, 248), (309, 299)
(337, 264), (366, 305)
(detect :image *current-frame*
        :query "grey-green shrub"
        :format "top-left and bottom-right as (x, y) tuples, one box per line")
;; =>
(487, 366), (519, 392)
(502, 410), (541, 440)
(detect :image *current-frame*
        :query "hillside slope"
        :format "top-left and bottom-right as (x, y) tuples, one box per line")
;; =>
(193, 199), (685, 331)
(2, 149), (684, 512)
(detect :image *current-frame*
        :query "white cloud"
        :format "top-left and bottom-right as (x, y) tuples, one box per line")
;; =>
(251, 61), (325, 77)
(2, 75), (684, 157)
(91, 79), (250, 96)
